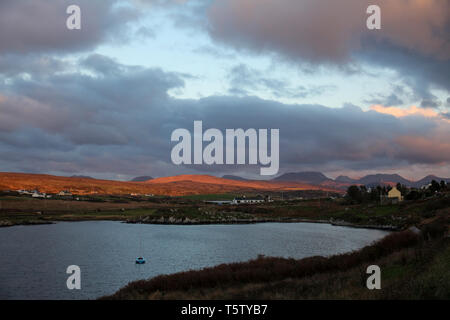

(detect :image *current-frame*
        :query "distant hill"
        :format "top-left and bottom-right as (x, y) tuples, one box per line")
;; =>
(0, 172), (338, 196)
(335, 173), (450, 188)
(222, 175), (248, 181)
(272, 171), (332, 184)
(269, 171), (450, 189)
(357, 174), (412, 187)
(130, 176), (153, 182)
(335, 175), (357, 184)
(1, 171), (446, 197)
(412, 175), (450, 188)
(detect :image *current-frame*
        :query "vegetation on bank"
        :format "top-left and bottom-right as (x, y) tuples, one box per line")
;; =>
(102, 217), (449, 299)
(345, 179), (448, 204)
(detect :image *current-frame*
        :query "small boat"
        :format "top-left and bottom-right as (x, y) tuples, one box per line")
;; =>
(136, 228), (146, 264)
(135, 257), (146, 264)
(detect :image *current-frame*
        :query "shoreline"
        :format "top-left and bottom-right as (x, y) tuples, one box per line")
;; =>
(0, 216), (400, 231)
(126, 217), (399, 230)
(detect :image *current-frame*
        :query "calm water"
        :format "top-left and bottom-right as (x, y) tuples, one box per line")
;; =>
(0, 221), (389, 300)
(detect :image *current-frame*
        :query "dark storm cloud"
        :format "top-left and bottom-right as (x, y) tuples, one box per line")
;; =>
(208, 0), (449, 61)
(0, 0), (140, 54)
(1, 55), (449, 178)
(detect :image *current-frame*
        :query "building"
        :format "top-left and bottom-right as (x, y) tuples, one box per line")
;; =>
(32, 192), (46, 198)
(17, 190), (35, 195)
(231, 195), (266, 205)
(205, 195), (271, 205)
(381, 186), (403, 204)
(388, 186), (403, 202)
(58, 190), (72, 196)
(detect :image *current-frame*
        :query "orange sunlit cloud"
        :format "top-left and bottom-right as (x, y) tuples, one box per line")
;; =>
(370, 104), (441, 118)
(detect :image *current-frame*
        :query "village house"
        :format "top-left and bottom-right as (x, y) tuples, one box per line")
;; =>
(231, 195), (267, 205)
(388, 186), (403, 202)
(205, 195), (272, 205)
(381, 186), (403, 204)
(32, 191), (46, 198)
(58, 190), (73, 196)
(17, 189), (35, 195)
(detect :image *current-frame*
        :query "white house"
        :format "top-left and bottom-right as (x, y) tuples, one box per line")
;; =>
(58, 190), (72, 196)
(17, 190), (34, 195)
(231, 196), (266, 205)
(32, 192), (46, 198)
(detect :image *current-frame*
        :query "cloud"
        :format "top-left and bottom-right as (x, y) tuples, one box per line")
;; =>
(227, 63), (335, 99)
(365, 93), (404, 107)
(206, 0), (450, 98)
(394, 135), (450, 164)
(0, 54), (69, 78)
(370, 105), (445, 119)
(0, 0), (140, 55)
(420, 99), (441, 109)
(1, 55), (450, 178)
(207, 0), (450, 63)
(192, 45), (236, 60)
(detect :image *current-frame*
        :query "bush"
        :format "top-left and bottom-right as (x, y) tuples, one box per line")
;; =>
(422, 219), (448, 240)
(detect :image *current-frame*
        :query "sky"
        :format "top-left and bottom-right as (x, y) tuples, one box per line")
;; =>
(0, 0), (449, 181)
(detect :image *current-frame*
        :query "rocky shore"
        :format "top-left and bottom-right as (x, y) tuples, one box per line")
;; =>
(0, 219), (54, 228)
(124, 215), (399, 230)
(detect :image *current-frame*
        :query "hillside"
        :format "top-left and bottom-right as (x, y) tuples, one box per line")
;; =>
(0, 172), (337, 196)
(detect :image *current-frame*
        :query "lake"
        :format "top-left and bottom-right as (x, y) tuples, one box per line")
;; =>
(0, 221), (389, 299)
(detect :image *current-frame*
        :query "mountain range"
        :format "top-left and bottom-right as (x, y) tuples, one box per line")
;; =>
(0, 172), (337, 196)
(273, 172), (450, 188)
(225, 171), (450, 189)
(0, 171), (448, 197)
